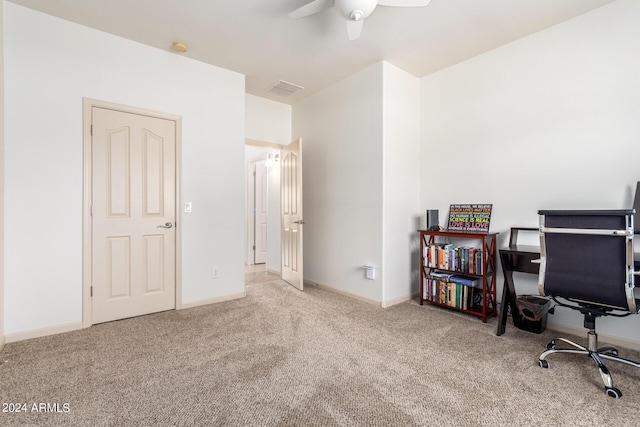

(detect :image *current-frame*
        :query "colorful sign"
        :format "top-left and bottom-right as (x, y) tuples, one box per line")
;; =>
(447, 204), (492, 232)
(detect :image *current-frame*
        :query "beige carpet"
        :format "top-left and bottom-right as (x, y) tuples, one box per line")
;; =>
(1, 279), (639, 426)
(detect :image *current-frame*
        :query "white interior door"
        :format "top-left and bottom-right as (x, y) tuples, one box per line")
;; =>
(246, 162), (256, 265)
(281, 139), (303, 290)
(254, 160), (268, 264)
(91, 107), (176, 324)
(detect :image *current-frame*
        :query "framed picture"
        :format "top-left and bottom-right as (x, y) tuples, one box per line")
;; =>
(447, 204), (492, 232)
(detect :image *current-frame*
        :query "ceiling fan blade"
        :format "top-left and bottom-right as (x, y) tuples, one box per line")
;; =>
(346, 19), (364, 41)
(377, 0), (432, 6)
(289, 0), (334, 19)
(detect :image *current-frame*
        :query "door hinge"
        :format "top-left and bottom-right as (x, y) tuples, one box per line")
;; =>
(90, 124), (93, 136)
(253, 245), (256, 251)
(90, 205), (93, 216)
(253, 171), (256, 177)
(90, 286), (93, 297)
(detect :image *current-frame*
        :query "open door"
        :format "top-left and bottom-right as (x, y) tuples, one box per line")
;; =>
(281, 139), (303, 290)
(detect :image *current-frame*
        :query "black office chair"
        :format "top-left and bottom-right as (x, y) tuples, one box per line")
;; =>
(537, 209), (640, 398)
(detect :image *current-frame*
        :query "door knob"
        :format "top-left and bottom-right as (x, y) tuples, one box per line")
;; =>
(157, 222), (173, 229)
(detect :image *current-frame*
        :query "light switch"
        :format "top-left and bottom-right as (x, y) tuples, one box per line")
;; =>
(184, 202), (192, 213)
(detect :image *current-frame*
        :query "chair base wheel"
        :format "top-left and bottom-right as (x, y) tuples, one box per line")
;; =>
(605, 387), (622, 398)
(538, 359), (549, 369)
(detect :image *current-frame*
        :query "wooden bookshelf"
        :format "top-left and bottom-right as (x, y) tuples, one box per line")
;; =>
(418, 229), (498, 323)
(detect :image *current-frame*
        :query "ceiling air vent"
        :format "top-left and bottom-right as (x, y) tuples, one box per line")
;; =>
(268, 80), (304, 97)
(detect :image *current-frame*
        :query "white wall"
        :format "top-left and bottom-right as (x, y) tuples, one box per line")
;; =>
(419, 0), (640, 343)
(293, 63), (384, 302)
(3, 3), (246, 336)
(382, 63), (420, 306)
(292, 61), (420, 306)
(0, 0), (5, 350)
(245, 94), (292, 145)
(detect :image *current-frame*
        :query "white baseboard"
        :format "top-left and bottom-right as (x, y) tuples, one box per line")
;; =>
(180, 291), (246, 310)
(4, 292), (246, 344)
(5, 321), (84, 344)
(382, 292), (418, 308)
(304, 279), (381, 306)
(306, 280), (417, 308)
(546, 321), (640, 352)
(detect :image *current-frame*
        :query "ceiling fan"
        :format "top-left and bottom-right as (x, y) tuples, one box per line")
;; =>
(289, 0), (432, 41)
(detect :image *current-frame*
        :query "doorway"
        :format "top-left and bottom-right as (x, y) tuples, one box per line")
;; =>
(245, 143), (281, 272)
(244, 139), (303, 291)
(83, 99), (182, 326)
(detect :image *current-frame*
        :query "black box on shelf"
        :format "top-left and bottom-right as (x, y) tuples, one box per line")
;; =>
(426, 210), (439, 230)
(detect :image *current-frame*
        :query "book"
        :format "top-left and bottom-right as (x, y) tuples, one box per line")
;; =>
(474, 250), (483, 275)
(427, 243), (447, 268)
(429, 270), (453, 280)
(448, 275), (481, 288)
(448, 283), (456, 307)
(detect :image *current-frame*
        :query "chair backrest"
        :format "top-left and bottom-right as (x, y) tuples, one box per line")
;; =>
(633, 182), (640, 234)
(538, 209), (636, 312)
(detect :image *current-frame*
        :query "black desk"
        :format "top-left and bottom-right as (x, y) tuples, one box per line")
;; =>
(496, 244), (540, 336)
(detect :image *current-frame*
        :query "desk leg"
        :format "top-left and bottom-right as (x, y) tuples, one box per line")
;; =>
(497, 253), (520, 336)
(497, 277), (510, 336)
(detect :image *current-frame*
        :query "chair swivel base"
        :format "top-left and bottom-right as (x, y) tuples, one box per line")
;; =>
(538, 332), (640, 398)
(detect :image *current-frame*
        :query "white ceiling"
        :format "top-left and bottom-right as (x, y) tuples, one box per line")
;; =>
(8, 0), (615, 104)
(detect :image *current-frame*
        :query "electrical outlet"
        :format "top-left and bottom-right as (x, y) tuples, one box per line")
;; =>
(213, 268), (219, 279)
(366, 267), (376, 280)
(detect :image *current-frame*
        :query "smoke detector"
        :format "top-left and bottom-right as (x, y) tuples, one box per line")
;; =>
(172, 41), (189, 53)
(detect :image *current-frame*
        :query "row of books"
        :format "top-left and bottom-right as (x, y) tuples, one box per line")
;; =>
(423, 243), (483, 275)
(423, 271), (482, 310)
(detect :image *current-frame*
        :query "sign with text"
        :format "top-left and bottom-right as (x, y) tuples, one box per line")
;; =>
(447, 204), (492, 232)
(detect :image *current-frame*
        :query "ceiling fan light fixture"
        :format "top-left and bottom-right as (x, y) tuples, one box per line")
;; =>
(336, 0), (377, 20)
(289, 0), (432, 40)
(349, 10), (364, 21)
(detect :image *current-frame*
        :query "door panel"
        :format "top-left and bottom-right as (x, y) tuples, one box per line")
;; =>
(107, 127), (130, 216)
(255, 160), (268, 264)
(144, 234), (165, 293)
(143, 131), (165, 216)
(92, 107), (176, 324)
(281, 139), (303, 290)
(107, 236), (131, 298)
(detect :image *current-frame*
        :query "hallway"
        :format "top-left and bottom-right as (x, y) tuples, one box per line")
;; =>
(245, 264), (280, 285)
